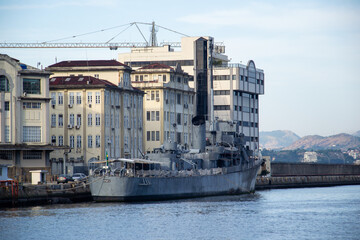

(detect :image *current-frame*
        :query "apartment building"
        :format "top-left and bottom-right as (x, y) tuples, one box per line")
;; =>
(212, 61), (264, 150)
(131, 63), (195, 152)
(119, 37), (265, 150)
(0, 54), (58, 182)
(46, 60), (144, 174)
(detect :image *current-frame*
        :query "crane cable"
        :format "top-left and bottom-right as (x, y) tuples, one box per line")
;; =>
(41, 22), (189, 44)
(42, 22), (133, 43)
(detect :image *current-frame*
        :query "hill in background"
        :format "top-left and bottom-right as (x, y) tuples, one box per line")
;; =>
(284, 133), (360, 151)
(259, 130), (300, 150)
(260, 131), (360, 151)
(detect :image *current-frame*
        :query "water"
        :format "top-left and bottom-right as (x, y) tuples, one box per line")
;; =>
(1, 185), (359, 240)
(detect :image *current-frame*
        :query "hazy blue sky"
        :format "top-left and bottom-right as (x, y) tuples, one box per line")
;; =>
(0, 0), (359, 137)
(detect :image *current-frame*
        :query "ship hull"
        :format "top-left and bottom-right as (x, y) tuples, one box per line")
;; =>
(89, 164), (260, 202)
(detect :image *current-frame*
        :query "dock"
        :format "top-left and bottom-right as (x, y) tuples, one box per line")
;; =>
(1, 174), (360, 208)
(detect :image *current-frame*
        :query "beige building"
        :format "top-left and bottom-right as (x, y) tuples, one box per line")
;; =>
(46, 60), (144, 174)
(119, 37), (265, 150)
(131, 63), (195, 152)
(0, 54), (57, 182)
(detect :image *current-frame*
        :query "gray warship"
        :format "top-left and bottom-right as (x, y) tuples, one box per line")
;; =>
(89, 37), (262, 201)
(89, 120), (262, 201)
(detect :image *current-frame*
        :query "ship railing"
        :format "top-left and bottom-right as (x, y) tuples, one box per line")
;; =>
(132, 168), (228, 178)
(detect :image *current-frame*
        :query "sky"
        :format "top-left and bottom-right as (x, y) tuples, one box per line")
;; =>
(0, 0), (359, 137)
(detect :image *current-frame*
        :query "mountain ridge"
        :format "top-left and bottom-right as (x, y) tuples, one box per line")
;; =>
(260, 130), (360, 150)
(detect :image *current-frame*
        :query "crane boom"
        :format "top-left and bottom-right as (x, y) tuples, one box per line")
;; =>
(0, 42), (182, 49)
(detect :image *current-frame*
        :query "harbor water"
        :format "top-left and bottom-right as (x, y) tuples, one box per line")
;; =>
(1, 185), (359, 240)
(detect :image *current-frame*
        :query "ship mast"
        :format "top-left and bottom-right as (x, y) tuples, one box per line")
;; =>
(208, 38), (216, 145)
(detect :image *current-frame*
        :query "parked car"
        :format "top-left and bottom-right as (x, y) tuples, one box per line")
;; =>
(57, 174), (73, 184)
(72, 173), (87, 182)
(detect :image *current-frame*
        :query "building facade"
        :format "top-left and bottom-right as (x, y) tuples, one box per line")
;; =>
(46, 60), (144, 174)
(118, 37), (265, 150)
(212, 62), (264, 150)
(0, 54), (57, 182)
(131, 63), (195, 152)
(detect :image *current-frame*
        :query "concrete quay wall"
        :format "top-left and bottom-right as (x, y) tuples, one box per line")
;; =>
(271, 163), (360, 176)
(256, 175), (360, 190)
(0, 182), (91, 208)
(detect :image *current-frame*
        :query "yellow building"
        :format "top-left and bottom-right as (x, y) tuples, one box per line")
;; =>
(46, 60), (144, 175)
(131, 63), (195, 152)
(0, 54), (58, 182)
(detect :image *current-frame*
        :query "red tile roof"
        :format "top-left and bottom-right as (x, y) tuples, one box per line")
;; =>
(49, 76), (117, 87)
(48, 60), (128, 68)
(139, 63), (173, 70)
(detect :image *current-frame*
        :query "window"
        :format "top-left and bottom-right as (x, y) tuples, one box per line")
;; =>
(177, 113), (182, 125)
(23, 151), (42, 159)
(58, 114), (63, 127)
(51, 114), (56, 127)
(51, 135), (56, 145)
(156, 91), (159, 101)
(76, 92), (82, 104)
(76, 114), (81, 126)
(23, 78), (40, 94)
(58, 136), (63, 146)
(96, 135), (100, 147)
(156, 131), (159, 141)
(95, 92), (100, 104)
(23, 126), (41, 142)
(69, 92), (74, 105)
(70, 135), (74, 148)
(69, 114), (74, 126)
(214, 105), (230, 110)
(147, 131), (150, 141)
(151, 91), (155, 100)
(214, 90), (230, 95)
(0, 150), (12, 160)
(4, 102), (9, 111)
(0, 75), (10, 92)
(177, 132), (182, 144)
(213, 75), (230, 81)
(146, 111), (150, 121)
(87, 92), (92, 104)
(51, 92), (56, 105)
(95, 114), (100, 126)
(156, 111), (159, 121)
(88, 114), (92, 126)
(177, 94), (181, 105)
(151, 131), (155, 141)
(163, 75), (166, 82)
(88, 135), (93, 148)
(151, 111), (155, 121)
(58, 93), (63, 105)
(77, 135), (81, 148)
(23, 102), (41, 109)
